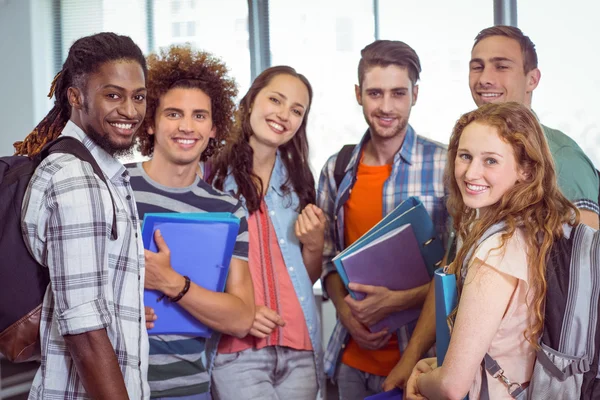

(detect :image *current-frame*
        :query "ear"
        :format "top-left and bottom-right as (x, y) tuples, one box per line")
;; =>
(147, 125), (155, 136)
(67, 87), (83, 110)
(355, 84), (362, 106)
(412, 84), (419, 106)
(517, 166), (532, 183)
(209, 124), (217, 139)
(526, 68), (541, 93)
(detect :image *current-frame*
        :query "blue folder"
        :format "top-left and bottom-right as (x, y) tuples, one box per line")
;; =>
(434, 267), (458, 365)
(365, 388), (403, 399)
(333, 197), (444, 300)
(141, 213), (240, 336)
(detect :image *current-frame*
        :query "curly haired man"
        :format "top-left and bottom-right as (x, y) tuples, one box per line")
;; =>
(126, 45), (255, 400)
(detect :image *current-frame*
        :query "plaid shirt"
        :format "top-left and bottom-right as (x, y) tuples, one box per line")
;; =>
(22, 121), (150, 399)
(317, 125), (448, 378)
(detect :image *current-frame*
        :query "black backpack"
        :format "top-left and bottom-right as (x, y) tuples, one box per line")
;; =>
(333, 144), (355, 189)
(0, 136), (116, 363)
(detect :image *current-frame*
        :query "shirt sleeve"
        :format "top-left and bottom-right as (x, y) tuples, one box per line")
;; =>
(231, 200), (249, 261)
(23, 157), (114, 336)
(472, 229), (529, 284)
(553, 145), (600, 215)
(317, 154), (340, 299)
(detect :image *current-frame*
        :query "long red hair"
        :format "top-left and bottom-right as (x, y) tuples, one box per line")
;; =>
(446, 102), (578, 345)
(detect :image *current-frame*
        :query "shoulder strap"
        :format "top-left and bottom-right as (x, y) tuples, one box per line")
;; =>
(461, 221), (507, 278)
(333, 144), (355, 189)
(480, 354), (527, 399)
(43, 137), (118, 240)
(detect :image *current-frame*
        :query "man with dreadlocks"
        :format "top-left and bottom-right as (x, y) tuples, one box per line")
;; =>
(126, 45), (254, 400)
(19, 32), (150, 399)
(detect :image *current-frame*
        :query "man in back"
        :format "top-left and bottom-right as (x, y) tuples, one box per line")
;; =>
(383, 25), (600, 391)
(18, 32), (150, 399)
(317, 40), (448, 399)
(127, 45), (255, 400)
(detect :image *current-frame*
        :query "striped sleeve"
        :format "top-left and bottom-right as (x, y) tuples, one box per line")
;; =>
(231, 200), (249, 261)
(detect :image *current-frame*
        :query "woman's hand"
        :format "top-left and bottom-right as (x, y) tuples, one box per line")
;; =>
(406, 358), (437, 400)
(295, 204), (326, 252)
(249, 305), (286, 339)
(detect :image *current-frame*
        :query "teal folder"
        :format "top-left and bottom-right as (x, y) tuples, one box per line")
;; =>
(141, 212), (240, 336)
(434, 267), (458, 365)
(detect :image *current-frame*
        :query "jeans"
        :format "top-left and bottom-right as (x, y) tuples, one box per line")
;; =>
(336, 363), (386, 400)
(211, 346), (318, 400)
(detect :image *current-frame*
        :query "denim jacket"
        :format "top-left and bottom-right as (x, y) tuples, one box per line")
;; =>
(213, 152), (324, 385)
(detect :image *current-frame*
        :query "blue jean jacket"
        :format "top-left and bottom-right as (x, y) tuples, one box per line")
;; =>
(209, 153), (324, 386)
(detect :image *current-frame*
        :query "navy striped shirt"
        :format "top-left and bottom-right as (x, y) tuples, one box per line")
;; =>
(126, 162), (249, 398)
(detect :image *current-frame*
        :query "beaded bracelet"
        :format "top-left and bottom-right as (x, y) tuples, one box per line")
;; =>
(170, 276), (191, 303)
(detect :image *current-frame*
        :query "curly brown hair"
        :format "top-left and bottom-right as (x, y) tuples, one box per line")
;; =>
(446, 102), (578, 348)
(137, 45), (237, 161)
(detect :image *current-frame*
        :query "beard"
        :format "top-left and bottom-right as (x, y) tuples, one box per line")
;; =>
(82, 100), (135, 158)
(84, 123), (134, 158)
(366, 113), (409, 140)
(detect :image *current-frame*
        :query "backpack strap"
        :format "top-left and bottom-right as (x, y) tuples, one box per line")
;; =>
(480, 354), (527, 399)
(461, 221), (507, 279)
(42, 137), (118, 240)
(333, 144), (355, 189)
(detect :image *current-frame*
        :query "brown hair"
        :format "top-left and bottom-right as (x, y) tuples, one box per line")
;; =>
(137, 45), (237, 161)
(211, 66), (315, 215)
(357, 40), (421, 87)
(446, 102), (578, 346)
(14, 32), (147, 156)
(474, 26), (538, 74)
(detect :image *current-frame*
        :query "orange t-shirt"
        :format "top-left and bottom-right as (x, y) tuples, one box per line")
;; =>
(218, 201), (312, 354)
(341, 158), (400, 377)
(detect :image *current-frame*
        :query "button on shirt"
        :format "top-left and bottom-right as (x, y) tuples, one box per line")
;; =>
(22, 121), (150, 399)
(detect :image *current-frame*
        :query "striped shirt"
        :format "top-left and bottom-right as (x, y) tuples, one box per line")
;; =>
(126, 162), (249, 398)
(317, 125), (448, 378)
(22, 121), (150, 399)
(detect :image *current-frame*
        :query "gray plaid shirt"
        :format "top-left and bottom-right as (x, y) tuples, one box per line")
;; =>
(22, 121), (150, 399)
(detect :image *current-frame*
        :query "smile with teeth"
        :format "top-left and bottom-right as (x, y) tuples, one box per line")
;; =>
(110, 122), (134, 130)
(479, 93), (502, 98)
(174, 138), (197, 145)
(267, 121), (285, 133)
(466, 182), (488, 192)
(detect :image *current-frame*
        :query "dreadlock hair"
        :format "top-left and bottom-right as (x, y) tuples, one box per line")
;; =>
(210, 66), (315, 215)
(14, 32), (147, 156)
(137, 45), (238, 161)
(445, 102), (578, 348)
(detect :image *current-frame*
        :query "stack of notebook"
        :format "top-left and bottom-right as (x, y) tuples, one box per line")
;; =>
(141, 212), (240, 337)
(332, 197), (444, 333)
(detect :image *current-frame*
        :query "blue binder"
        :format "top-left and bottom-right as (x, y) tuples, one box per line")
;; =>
(365, 388), (403, 399)
(333, 197), (444, 299)
(141, 213), (240, 336)
(434, 267), (458, 366)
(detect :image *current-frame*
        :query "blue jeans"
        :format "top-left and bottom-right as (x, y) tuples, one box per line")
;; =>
(211, 346), (318, 400)
(336, 363), (386, 400)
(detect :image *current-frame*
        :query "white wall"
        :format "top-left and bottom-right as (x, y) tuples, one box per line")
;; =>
(0, 0), (54, 157)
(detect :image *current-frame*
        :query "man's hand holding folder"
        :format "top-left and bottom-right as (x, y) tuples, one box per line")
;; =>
(144, 229), (188, 299)
(345, 282), (430, 328)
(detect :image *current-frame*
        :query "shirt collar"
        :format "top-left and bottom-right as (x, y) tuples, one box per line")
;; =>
(221, 151), (287, 197)
(348, 124), (417, 172)
(60, 120), (127, 181)
(268, 151), (286, 197)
